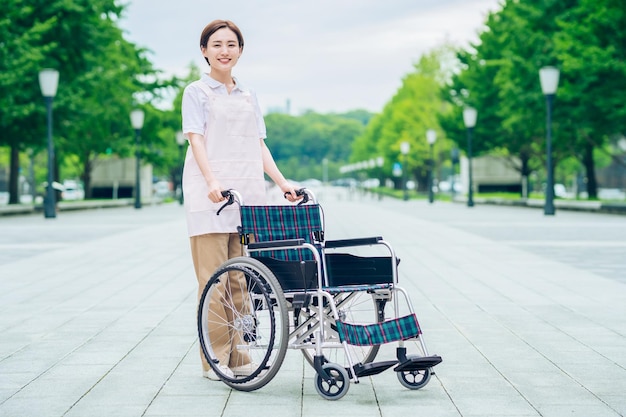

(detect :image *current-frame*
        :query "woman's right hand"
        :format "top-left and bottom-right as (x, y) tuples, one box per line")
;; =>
(207, 179), (225, 203)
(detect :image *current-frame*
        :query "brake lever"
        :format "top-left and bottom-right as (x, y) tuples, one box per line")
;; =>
(284, 188), (309, 205)
(216, 190), (234, 215)
(297, 189), (309, 205)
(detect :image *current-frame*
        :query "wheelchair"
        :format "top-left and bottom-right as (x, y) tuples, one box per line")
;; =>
(197, 189), (442, 400)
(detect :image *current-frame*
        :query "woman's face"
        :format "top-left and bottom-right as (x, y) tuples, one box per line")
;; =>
(202, 27), (242, 71)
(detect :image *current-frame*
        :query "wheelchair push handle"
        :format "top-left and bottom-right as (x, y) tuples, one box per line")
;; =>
(284, 188), (316, 205)
(216, 189), (241, 215)
(217, 188), (315, 215)
(221, 189), (235, 200)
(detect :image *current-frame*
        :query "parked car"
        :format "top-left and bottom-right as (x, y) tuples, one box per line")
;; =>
(554, 183), (568, 198)
(331, 178), (357, 188)
(153, 180), (172, 198)
(61, 180), (85, 201)
(598, 188), (625, 200)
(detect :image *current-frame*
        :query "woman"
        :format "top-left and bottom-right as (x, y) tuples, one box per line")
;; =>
(181, 19), (299, 380)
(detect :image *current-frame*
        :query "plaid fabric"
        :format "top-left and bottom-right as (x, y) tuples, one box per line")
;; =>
(335, 314), (421, 346)
(240, 204), (323, 261)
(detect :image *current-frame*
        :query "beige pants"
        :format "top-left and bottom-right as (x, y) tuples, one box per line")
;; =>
(190, 233), (251, 371)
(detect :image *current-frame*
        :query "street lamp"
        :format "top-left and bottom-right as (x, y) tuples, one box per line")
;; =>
(539, 66), (560, 216)
(130, 109), (145, 209)
(176, 131), (185, 205)
(463, 107), (477, 207)
(400, 141), (410, 201)
(426, 129), (437, 204)
(38, 69), (59, 219)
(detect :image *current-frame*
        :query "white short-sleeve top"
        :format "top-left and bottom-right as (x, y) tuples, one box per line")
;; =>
(182, 73), (266, 140)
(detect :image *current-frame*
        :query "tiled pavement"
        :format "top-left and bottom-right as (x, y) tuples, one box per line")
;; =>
(1, 187), (625, 417)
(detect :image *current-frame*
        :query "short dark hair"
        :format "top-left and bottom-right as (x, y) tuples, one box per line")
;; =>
(199, 20), (244, 66)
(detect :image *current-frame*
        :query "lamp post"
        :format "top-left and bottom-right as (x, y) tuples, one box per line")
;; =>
(400, 141), (410, 201)
(426, 129), (437, 204)
(176, 131), (185, 205)
(38, 69), (60, 219)
(539, 66), (560, 216)
(130, 109), (145, 209)
(463, 107), (477, 207)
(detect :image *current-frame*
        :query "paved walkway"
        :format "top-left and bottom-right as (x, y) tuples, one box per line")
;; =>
(1, 187), (625, 417)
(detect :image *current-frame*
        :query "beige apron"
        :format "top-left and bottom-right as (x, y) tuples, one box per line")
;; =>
(183, 82), (266, 236)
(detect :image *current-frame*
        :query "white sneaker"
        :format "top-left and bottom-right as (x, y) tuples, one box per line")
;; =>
(203, 365), (234, 381)
(231, 362), (259, 376)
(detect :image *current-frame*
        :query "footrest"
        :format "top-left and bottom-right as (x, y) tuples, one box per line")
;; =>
(351, 360), (397, 377)
(394, 355), (442, 372)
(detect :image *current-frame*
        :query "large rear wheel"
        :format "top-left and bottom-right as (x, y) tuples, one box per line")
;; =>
(198, 257), (288, 391)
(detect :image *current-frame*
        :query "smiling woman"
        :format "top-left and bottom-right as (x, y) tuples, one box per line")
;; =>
(179, 19), (302, 380)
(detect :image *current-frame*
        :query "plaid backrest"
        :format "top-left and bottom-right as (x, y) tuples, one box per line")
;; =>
(239, 204), (323, 261)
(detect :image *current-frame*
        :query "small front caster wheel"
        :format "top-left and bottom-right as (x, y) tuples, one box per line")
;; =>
(397, 368), (431, 390)
(315, 363), (350, 400)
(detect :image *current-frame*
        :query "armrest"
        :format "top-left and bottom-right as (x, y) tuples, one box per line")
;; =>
(324, 236), (382, 249)
(248, 238), (305, 250)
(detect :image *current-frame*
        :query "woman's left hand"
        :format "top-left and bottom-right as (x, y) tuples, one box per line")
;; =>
(281, 183), (303, 202)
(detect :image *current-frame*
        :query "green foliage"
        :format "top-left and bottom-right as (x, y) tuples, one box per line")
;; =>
(3, 0), (625, 204)
(0, 0), (55, 149)
(444, 0), (626, 198)
(0, 0), (179, 199)
(443, 0), (576, 181)
(264, 111), (369, 181)
(352, 49), (456, 190)
(556, 0), (626, 134)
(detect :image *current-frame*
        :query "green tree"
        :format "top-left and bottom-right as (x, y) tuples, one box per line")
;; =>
(264, 111), (368, 181)
(446, 0), (625, 199)
(58, 27), (165, 198)
(443, 0), (578, 197)
(0, 0), (55, 203)
(0, 0), (165, 202)
(352, 51), (450, 191)
(555, 0), (626, 197)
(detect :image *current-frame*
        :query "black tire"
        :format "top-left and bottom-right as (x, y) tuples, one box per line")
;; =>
(198, 257), (288, 391)
(397, 368), (431, 390)
(314, 363), (350, 400)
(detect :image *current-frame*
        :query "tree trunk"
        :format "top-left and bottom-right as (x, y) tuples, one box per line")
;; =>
(82, 154), (93, 199)
(520, 155), (531, 199)
(8, 144), (20, 204)
(582, 142), (597, 199)
(413, 169), (427, 193)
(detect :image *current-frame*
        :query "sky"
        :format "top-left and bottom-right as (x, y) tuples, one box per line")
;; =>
(118, 0), (503, 114)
